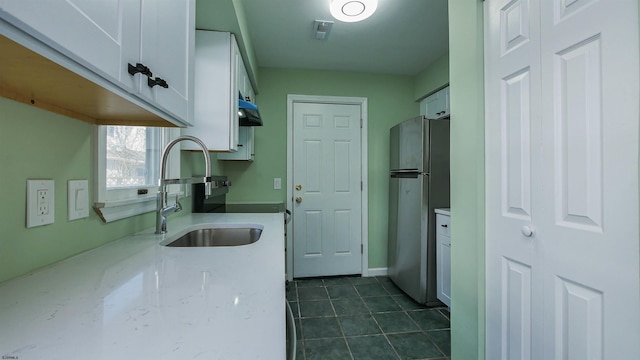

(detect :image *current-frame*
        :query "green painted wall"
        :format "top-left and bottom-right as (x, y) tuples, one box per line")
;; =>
(449, 1), (486, 359)
(414, 51), (450, 100)
(0, 98), (158, 283)
(221, 67), (418, 269)
(0, 97), (220, 284)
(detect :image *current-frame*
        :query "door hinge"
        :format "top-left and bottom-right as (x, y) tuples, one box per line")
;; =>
(361, 181), (363, 191)
(361, 244), (363, 254)
(360, 118), (363, 128)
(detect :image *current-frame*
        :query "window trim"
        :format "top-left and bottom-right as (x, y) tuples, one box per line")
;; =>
(93, 126), (181, 222)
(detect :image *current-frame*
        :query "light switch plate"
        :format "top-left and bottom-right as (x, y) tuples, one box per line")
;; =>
(26, 179), (55, 228)
(68, 180), (89, 221)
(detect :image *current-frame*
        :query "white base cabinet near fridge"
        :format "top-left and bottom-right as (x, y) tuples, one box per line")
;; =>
(435, 209), (451, 308)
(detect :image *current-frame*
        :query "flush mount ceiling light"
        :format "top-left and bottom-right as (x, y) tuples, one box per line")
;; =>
(330, 0), (378, 23)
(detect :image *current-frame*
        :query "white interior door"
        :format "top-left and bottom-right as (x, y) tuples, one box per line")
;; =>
(485, 0), (640, 359)
(292, 101), (362, 278)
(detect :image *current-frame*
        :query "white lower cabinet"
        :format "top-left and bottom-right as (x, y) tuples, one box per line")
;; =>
(217, 127), (255, 161)
(435, 210), (451, 308)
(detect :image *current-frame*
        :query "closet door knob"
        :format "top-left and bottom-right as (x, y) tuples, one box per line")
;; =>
(521, 225), (534, 237)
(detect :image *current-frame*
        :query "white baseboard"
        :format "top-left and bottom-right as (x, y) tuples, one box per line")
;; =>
(367, 267), (388, 277)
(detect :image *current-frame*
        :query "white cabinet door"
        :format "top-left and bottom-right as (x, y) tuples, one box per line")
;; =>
(0, 0), (140, 92)
(182, 31), (240, 152)
(236, 54), (246, 100)
(239, 60), (255, 103)
(423, 91), (441, 119)
(0, 0), (194, 126)
(138, 0), (194, 123)
(422, 86), (450, 120)
(217, 127), (254, 161)
(436, 213), (451, 307)
(485, 0), (639, 359)
(440, 86), (450, 118)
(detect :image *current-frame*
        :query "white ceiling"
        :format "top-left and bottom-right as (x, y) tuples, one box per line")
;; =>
(238, 0), (449, 76)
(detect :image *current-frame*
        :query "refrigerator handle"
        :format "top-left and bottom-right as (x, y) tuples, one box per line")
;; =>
(389, 169), (419, 173)
(390, 172), (429, 178)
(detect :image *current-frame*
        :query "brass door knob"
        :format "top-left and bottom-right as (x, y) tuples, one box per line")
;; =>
(295, 185), (302, 191)
(295, 196), (302, 204)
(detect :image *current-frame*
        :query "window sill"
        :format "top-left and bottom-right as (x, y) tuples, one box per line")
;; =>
(94, 192), (184, 223)
(94, 199), (156, 223)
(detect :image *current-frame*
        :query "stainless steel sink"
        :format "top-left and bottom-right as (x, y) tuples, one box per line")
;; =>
(164, 227), (262, 247)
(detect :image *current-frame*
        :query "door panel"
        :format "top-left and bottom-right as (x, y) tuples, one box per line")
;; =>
(554, 277), (603, 360)
(502, 68), (532, 220)
(486, 0), (542, 357)
(501, 258), (532, 360)
(540, 0), (639, 357)
(554, 37), (602, 230)
(486, 0), (640, 359)
(292, 102), (362, 277)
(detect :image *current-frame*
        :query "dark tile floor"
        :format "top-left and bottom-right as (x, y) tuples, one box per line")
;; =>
(288, 275), (451, 360)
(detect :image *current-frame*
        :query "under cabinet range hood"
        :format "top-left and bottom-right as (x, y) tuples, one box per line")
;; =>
(238, 98), (263, 126)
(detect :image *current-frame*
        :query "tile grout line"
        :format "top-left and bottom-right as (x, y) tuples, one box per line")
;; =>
(323, 279), (356, 360)
(367, 277), (403, 359)
(294, 276), (451, 359)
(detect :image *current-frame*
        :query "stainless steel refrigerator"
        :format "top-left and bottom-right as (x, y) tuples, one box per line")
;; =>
(387, 116), (450, 305)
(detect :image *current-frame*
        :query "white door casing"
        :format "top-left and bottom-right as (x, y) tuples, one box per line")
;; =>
(286, 95), (368, 280)
(485, 0), (639, 359)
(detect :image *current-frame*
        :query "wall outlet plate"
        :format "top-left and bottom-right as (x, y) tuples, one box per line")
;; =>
(26, 179), (55, 228)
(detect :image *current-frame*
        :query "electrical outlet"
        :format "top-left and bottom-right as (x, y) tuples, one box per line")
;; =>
(27, 179), (55, 228)
(274, 178), (282, 190)
(37, 189), (49, 215)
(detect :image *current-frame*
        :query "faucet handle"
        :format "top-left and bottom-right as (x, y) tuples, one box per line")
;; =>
(175, 194), (182, 212)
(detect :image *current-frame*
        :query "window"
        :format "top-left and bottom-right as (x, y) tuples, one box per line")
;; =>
(94, 125), (180, 222)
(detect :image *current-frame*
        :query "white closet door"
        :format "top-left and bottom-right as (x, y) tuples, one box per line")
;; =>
(485, 0), (640, 359)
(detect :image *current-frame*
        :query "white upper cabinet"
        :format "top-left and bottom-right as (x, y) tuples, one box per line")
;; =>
(0, 0), (194, 126)
(237, 56), (255, 103)
(422, 86), (450, 120)
(183, 31), (255, 152)
(137, 0), (194, 123)
(217, 126), (255, 161)
(0, 0), (140, 91)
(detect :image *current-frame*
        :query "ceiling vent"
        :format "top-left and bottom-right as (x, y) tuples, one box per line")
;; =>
(313, 20), (334, 40)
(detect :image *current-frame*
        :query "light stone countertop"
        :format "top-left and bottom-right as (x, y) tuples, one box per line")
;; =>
(0, 213), (286, 360)
(435, 208), (451, 216)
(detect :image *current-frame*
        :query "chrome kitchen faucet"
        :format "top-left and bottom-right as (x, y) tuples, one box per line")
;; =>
(156, 135), (212, 234)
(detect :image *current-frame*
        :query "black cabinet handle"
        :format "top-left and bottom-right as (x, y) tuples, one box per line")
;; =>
(128, 63), (152, 77)
(148, 77), (168, 88)
(441, 224), (448, 228)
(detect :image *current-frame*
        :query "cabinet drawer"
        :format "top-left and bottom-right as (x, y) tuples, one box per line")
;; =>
(436, 214), (451, 237)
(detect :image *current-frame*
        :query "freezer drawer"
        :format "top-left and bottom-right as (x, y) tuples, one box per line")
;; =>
(387, 174), (429, 304)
